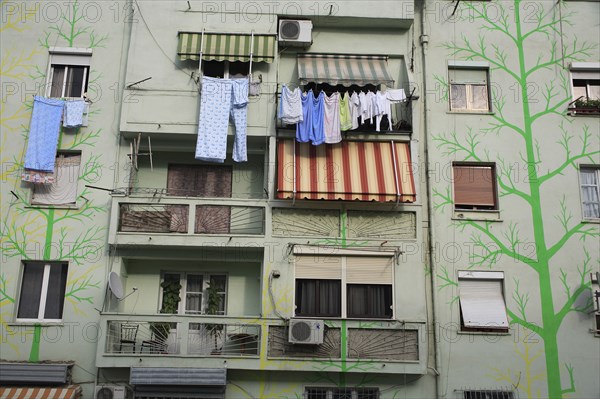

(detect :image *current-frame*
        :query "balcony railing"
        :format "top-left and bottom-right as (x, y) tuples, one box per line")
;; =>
(105, 319), (260, 357)
(116, 200), (265, 235)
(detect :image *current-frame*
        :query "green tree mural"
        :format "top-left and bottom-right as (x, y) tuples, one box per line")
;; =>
(0, 0), (108, 362)
(432, 1), (599, 398)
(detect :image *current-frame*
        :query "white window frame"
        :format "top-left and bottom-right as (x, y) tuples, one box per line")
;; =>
(45, 47), (92, 98)
(160, 272), (228, 315)
(570, 62), (600, 102)
(579, 166), (600, 220)
(304, 386), (381, 399)
(448, 61), (491, 112)
(293, 247), (395, 319)
(16, 261), (69, 323)
(458, 270), (509, 332)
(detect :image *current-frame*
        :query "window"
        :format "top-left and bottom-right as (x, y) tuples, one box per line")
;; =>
(32, 152), (81, 206)
(167, 164), (232, 197)
(46, 48), (92, 98)
(463, 391), (515, 399)
(305, 387), (380, 399)
(580, 167), (600, 219)
(453, 163), (498, 210)
(458, 271), (509, 332)
(449, 66), (490, 112)
(294, 254), (393, 319)
(203, 60), (249, 78)
(16, 261), (68, 322)
(161, 273), (227, 315)
(571, 63), (600, 102)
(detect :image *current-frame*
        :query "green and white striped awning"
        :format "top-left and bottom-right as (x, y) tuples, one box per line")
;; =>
(177, 32), (275, 63)
(297, 53), (394, 87)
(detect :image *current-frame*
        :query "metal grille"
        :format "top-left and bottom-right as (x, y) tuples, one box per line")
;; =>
(464, 391), (515, 399)
(306, 388), (379, 399)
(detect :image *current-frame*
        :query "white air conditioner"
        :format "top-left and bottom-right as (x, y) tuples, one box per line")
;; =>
(288, 318), (324, 344)
(278, 20), (312, 46)
(95, 385), (126, 399)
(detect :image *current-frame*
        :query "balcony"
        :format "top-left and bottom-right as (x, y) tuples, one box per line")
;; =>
(108, 196), (266, 247)
(96, 314), (426, 374)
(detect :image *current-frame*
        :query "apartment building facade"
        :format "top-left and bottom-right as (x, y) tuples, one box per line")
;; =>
(0, 1), (598, 399)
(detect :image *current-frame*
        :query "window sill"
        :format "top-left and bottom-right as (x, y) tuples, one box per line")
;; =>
(457, 330), (510, 336)
(447, 110), (495, 115)
(452, 210), (501, 222)
(9, 321), (64, 326)
(583, 218), (600, 224)
(26, 204), (80, 210)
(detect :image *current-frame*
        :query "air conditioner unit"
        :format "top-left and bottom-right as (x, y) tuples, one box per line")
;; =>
(278, 20), (312, 47)
(288, 319), (324, 344)
(95, 385), (126, 399)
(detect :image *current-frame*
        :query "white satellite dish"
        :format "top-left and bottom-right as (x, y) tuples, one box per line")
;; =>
(108, 271), (125, 300)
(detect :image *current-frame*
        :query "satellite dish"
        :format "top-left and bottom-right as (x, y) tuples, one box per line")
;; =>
(108, 271), (125, 300)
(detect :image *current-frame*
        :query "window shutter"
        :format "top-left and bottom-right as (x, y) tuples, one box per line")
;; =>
(167, 165), (196, 196)
(453, 165), (496, 207)
(459, 279), (509, 329)
(449, 68), (487, 84)
(32, 154), (81, 205)
(295, 255), (342, 279)
(346, 256), (393, 284)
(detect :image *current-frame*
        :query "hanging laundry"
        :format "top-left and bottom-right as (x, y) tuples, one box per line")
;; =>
(349, 92), (360, 130)
(296, 90), (313, 143)
(374, 91), (393, 132)
(195, 76), (249, 163)
(359, 91), (376, 124)
(311, 91), (325, 145)
(386, 88), (407, 102)
(324, 92), (342, 144)
(23, 96), (65, 174)
(63, 99), (87, 128)
(339, 92), (352, 131)
(21, 170), (55, 184)
(279, 85), (303, 124)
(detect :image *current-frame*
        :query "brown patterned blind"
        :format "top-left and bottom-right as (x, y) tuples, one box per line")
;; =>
(167, 164), (232, 197)
(453, 165), (497, 209)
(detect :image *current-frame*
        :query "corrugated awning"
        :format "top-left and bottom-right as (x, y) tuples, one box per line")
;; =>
(0, 386), (81, 399)
(130, 367), (226, 386)
(297, 54), (394, 87)
(277, 140), (416, 202)
(177, 32), (275, 62)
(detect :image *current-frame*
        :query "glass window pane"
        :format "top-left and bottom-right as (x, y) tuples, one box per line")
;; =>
(65, 66), (86, 97)
(347, 285), (392, 318)
(580, 169), (598, 185)
(17, 263), (45, 319)
(450, 84), (467, 109)
(50, 66), (66, 97)
(185, 275), (203, 314)
(347, 285), (368, 317)
(296, 279), (316, 316)
(318, 280), (341, 317)
(573, 85), (587, 100)
(43, 263), (68, 319)
(161, 273), (181, 314)
(470, 84), (489, 110)
(589, 80), (600, 100)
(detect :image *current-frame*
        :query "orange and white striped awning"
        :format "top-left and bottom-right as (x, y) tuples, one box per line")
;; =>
(0, 386), (81, 399)
(277, 140), (416, 202)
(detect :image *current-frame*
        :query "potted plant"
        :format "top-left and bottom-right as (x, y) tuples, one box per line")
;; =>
(569, 97), (600, 115)
(205, 279), (224, 354)
(149, 279), (181, 346)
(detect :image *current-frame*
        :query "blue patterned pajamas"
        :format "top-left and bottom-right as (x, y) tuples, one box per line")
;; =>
(195, 76), (248, 163)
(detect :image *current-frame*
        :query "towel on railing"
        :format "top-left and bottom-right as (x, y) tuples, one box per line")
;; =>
(24, 96), (65, 172)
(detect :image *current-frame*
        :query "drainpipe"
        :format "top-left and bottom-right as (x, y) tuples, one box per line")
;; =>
(419, 0), (443, 398)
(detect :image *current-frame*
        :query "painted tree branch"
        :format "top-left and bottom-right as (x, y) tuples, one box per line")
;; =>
(506, 309), (543, 337)
(0, 274), (15, 304)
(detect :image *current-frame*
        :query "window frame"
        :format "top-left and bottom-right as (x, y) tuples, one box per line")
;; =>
(202, 60), (250, 79)
(579, 165), (600, 220)
(448, 61), (491, 113)
(159, 272), (228, 316)
(452, 163), (499, 211)
(31, 151), (82, 207)
(293, 253), (394, 320)
(45, 47), (92, 99)
(457, 271), (509, 333)
(16, 261), (69, 323)
(570, 62), (600, 101)
(304, 387), (380, 399)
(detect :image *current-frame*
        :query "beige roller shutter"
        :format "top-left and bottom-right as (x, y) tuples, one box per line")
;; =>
(346, 256), (393, 284)
(295, 255), (342, 279)
(459, 279), (509, 329)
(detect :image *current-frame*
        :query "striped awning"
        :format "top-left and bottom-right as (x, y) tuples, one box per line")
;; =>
(297, 54), (394, 87)
(277, 140), (416, 202)
(0, 386), (81, 399)
(177, 32), (275, 62)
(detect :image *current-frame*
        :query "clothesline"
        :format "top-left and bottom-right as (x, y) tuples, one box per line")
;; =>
(278, 85), (407, 146)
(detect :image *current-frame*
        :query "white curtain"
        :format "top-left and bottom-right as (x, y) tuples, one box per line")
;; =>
(581, 169), (600, 218)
